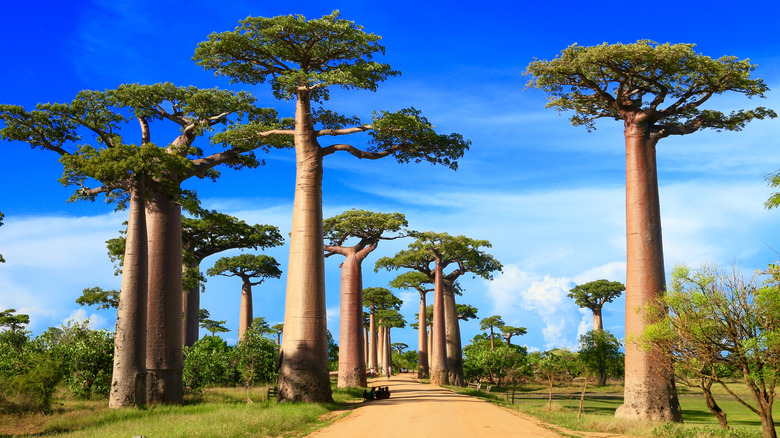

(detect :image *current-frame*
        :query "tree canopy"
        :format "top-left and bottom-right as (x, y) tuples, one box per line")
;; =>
(206, 254), (282, 283)
(525, 40), (776, 134)
(568, 279), (625, 312)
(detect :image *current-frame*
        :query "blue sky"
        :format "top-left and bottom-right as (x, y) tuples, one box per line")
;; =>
(1, 0), (779, 354)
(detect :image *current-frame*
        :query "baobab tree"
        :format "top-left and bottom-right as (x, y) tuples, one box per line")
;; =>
(376, 232), (501, 386)
(0, 84), (284, 406)
(480, 315), (505, 351)
(568, 279), (625, 332)
(390, 271), (432, 378)
(323, 209), (407, 388)
(271, 323), (284, 346)
(526, 40), (775, 421)
(194, 11), (469, 402)
(182, 212), (283, 346)
(363, 287), (402, 376)
(500, 325), (527, 346)
(377, 309), (406, 375)
(207, 254), (282, 342)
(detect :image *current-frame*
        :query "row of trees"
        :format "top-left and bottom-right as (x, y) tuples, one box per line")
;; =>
(0, 309), (280, 412)
(2, 11), (778, 425)
(0, 11), (471, 405)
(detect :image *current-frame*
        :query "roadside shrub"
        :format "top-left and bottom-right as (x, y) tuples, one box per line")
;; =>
(235, 328), (279, 387)
(2, 356), (63, 413)
(184, 336), (237, 391)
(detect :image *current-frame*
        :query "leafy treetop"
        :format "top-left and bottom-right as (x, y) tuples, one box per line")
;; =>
(206, 254), (282, 285)
(0, 308), (30, 332)
(568, 279), (625, 311)
(525, 40), (776, 134)
(363, 287), (402, 311)
(323, 209), (407, 251)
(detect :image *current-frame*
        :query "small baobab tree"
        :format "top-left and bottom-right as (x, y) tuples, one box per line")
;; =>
(500, 325), (527, 346)
(568, 279), (625, 332)
(323, 209), (407, 388)
(480, 315), (505, 351)
(207, 254), (282, 342)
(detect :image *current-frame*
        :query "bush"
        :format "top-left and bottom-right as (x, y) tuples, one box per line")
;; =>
(1, 356), (63, 413)
(235, 329), (279, 387)
(183, 336), (238, 391)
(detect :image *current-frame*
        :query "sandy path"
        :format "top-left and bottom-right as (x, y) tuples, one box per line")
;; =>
(304, 374), (563, 438)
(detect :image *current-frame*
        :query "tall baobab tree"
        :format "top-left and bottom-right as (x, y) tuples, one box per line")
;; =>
(271, 323), (284, 346)
(568, 279), (625, 332)
(526, 40), (775, 421)
(323, 209), (407, 388)
(377, 309), (405, 376)
(390, 271), (432, 378)
(362, 287), (402, 376)
(182, 212), (283, 346)
(194, 11), (469, 402)
(480, 315), (505, 351)
(207, 254), (282, 342)
(0, 84), (284, 406)
(376, 232), (501, 386)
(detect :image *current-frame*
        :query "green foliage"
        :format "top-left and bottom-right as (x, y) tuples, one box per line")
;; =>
(323, 209), (407, 247)
(183, 336), (237, 391)
(567, 279), (624, 311)
(206, 254), (282, 283)
(1, 355), (63, 413)
(652, 422), (762, 438)
(49, 322), (114, 399)
(375, 231), (502, 282)
(577, 330), (624, 383)
(392, 350), (418, 371)
(194, 10), (399, 102)
(643, 263), (780, 433)
(464, 342), (529, 386)
(0, 308), (30, 332)
(76, 287), (119, 310)
(235, 323), (279, 387)
(525, 40), (776, 134)
(200, 318), (229, 337)
(363, 287), (402, 311)
(326, 330), (339, 371)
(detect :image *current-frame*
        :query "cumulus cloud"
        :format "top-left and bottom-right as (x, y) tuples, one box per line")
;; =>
(62, 308), (111, 330)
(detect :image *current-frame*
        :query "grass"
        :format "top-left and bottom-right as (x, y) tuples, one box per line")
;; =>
(0, 384), (363, 438)
(450, 381), (775, 438)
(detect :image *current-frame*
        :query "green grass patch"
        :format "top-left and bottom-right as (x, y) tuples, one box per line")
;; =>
(452, 382), (775, 438)
(0, 384), (362, 437)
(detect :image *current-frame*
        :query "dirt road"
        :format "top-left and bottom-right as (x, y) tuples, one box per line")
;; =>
(304, 374), (563, 438)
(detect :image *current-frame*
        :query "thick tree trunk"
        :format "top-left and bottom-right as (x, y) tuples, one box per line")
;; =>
(758, 404), (777, 438)
(182, 260), (200, 347)
(592, 307), (603, 332)
(443, 281), (465, 386)
(238, 278), (253, 342)
(364, 325), (369, 367)
(278, 92), (333, 403)
(615, 122), (681, 422)
(385, 328), (392, 376)
(369, 306), (377, 376)
(378, 324), (386, 373)
(430, 258), (449, 385)
(145, 191), (184, 404)
(337, 252), (367, 388)
(417, 292), (429, 379)
(109, 182), (147, 408)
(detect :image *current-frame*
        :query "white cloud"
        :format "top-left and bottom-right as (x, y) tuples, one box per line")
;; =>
(62, 308), (111, 331)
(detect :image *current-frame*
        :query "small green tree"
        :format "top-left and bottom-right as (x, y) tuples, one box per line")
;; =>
(578, 329), (623, 386)
(183, 336), (236, 392)
(235, 322), (279, 402)
(499, 325), (527, 346)
(643, 263), (780, 438)
(47, 321), (115, 399)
